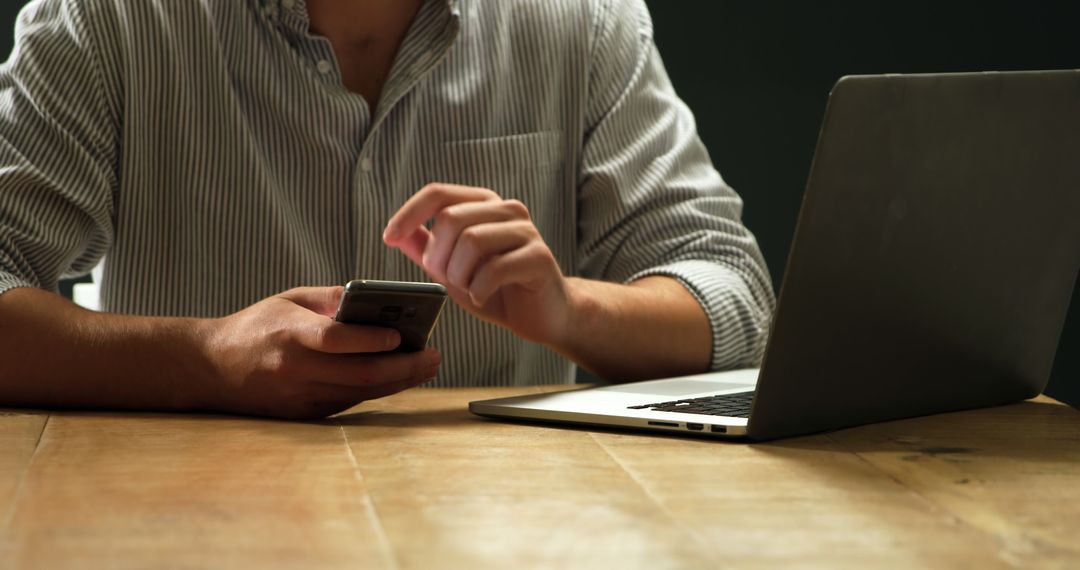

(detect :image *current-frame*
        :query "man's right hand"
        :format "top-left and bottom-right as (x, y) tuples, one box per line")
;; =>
(198, 286), (441, 419)
(0, 286), (439, 420)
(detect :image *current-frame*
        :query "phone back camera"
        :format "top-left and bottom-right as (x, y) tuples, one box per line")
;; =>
(378, 306), (403, 322)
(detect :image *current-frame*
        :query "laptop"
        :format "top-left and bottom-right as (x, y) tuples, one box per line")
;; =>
(470, 70), (1080, 441)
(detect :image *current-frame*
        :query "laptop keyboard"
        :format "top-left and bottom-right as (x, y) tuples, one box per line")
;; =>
(628, 391), (754, 418)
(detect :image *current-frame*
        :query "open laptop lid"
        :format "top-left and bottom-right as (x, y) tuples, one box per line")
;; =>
(746, 71), (1080, 440)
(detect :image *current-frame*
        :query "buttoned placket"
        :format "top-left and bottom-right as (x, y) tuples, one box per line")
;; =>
(347, 2), (461, 280)
(260, 0), (462, 279)
(352, 150), (382, 280)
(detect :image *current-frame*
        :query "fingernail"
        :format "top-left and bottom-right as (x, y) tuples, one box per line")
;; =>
(468, 290), (482, 307)
(427, 348), (441, 366)
(386, 330), (402, 349)
(383, 226), (398, 241)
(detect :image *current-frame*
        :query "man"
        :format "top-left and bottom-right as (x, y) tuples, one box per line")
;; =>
(0, 0), (774, 418)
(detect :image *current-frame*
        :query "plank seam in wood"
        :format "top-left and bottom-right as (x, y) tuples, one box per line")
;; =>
(825, 432), (1022, 564)
(826, 433), (959, 518)
(339, 424), (400, 570)
(1, 414), (49, 535)
(587, 433), (726, 568)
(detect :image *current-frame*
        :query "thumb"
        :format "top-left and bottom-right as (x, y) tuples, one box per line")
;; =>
(278, 286), (344, 317)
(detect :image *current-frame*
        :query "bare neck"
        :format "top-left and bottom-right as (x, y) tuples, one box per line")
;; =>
(305, 0), (426, 106)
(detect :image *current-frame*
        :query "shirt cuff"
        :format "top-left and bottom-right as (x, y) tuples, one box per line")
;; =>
(0, 272), (41, 298)
(626, 260), (773, 371)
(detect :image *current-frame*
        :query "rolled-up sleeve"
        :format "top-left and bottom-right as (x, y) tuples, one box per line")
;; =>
(0, 0), (117, 296)
(577, 0), (776, 370)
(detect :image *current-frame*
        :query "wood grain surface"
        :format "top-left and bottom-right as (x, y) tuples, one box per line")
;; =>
(1, 388), (1077, 569)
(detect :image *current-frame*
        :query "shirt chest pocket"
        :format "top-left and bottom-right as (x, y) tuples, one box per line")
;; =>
(434, 131), (565, 209)
(430, 130), (574, 272)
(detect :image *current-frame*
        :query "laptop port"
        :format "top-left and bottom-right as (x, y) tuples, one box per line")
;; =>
(686, 423), (704, 431)
(647, 421), (679, 428)
(710, 425), (727, 434)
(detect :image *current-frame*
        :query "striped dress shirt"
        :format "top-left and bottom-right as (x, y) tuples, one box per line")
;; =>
(0, 0), (775, 386)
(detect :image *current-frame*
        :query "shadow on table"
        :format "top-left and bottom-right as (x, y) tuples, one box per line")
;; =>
(331, 396), (1080, 457)
(11, 395), (1077, 461)
(329, 407), (471, 428)
(756, 400), (1080, 465)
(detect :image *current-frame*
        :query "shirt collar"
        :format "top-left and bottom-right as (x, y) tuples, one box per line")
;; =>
(260, 0), (461, 28)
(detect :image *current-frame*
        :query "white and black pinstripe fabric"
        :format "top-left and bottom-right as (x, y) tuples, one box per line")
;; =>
(0, 0), (776, 386)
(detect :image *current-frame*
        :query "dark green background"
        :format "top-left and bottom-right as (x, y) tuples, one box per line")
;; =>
(2, 1), (1077, 406)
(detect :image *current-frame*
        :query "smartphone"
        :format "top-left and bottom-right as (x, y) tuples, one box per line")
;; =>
(333, 279), (448, 352)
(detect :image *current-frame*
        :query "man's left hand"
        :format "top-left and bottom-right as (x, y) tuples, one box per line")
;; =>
(383, 183), (572, 345)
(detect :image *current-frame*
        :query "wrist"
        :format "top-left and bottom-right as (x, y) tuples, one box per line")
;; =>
(177, 316), (227, 412)
(547, 277), (605, 361)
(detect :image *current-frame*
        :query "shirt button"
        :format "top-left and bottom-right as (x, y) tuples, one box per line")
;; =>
(360, 157), (374, 173)
(315, 59), (332, 74)
(281, 0), (295, 9)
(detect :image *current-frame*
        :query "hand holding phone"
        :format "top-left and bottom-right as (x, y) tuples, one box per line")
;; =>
(199, 286), (441, 419)
(334, 280), (448, 352)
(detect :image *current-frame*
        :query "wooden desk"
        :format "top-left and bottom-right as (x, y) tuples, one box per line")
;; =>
(2, 387), (1078, 569)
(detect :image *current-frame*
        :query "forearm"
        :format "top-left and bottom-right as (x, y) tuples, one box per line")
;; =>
(554, 276), (712, 382)
(0, 287), (213, 411)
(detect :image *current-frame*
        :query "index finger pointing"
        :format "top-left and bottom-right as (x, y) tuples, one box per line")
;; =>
(384, 183), (499, 243)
